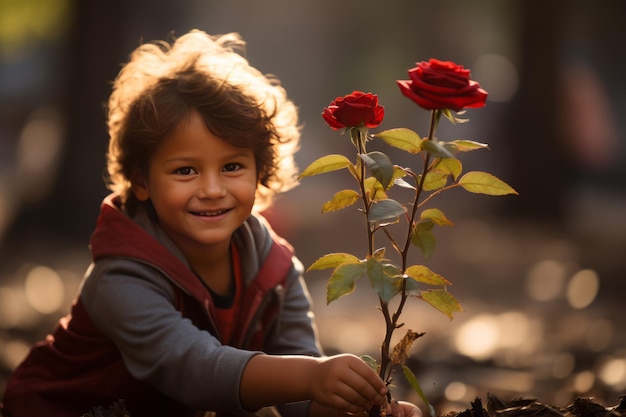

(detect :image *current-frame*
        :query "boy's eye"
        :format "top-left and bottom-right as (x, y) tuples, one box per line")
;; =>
(174, 167), (197, 176)
(223, 163), (242, 172)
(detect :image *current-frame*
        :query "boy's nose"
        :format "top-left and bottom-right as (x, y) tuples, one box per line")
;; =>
(198, 174), (226, 198)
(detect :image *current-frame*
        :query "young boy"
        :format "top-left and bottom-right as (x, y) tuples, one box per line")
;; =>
(1, 30), (420, 417)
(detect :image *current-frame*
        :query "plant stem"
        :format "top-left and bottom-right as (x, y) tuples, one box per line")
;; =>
(377, 110), (440, 384)
(354, 128), (375, 257)
(400, 109), (438, 265)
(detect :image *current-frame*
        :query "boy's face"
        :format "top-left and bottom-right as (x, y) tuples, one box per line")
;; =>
(133, 111), (257, 259)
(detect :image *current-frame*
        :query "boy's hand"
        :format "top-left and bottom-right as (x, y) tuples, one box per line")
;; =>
(309, 354), (387, 414)
(387, 400), (422, 417)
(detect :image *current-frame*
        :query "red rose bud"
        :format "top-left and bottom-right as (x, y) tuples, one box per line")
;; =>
(396, 59), (488, 112)
(322, 91), (385, 130)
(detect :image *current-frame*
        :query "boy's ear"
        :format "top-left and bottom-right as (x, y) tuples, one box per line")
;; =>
(131, 171), (150, 201)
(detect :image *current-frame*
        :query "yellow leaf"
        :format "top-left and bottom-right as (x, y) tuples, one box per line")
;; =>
(420, 208), (453, 226)
(447, 139), (489, 152)
(322, 189), (360, 213)
(420, 289), (463, 320)
(363, 177), (387, 201)
(458, 171), (518, 196)
(307, 253), (360, 272)
(405, 265), (452, 286)
(433, 158), (462, 181)
(393, 166), (407, 181)
(298, 154), (352, 178)
(374, 128), (422, 153)
(423, 171), (448, 191)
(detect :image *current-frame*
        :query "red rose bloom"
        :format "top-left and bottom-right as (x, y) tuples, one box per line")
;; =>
(396, 59), (488, 111)
(323, 91), (385, 130)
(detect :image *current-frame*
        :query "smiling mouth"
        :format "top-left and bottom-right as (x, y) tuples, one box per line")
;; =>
(191, 209), (230, 217)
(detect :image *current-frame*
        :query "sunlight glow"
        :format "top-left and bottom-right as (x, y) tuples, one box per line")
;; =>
(0, 338), (31, 370)
(566, 269), (599, 309)
(444, 381), (468, 402)
(497, 311), (532, 349)
(598, 357), (626, 387)
(24, 265), (65, 314)
(573, 370), (595, 393)
(454, 315), (499, 360)
(454, 311), (538, 362)
(525, 260), (567, 302)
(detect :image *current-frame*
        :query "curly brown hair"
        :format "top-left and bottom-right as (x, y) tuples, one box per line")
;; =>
(105, 30), (300, 214)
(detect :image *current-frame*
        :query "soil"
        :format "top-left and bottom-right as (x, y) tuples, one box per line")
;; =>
(446, 395), (626, 417)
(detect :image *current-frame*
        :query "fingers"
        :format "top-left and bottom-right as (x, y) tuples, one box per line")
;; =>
(313, 354), (387, 413)
(388, 401), (422, 417)
(341, 357), (386, 405)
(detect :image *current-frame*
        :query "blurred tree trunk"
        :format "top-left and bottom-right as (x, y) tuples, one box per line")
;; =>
(503, 0), (572, 222)
(7, 1), (190, 246)
(52, 0), (125, 240)
(6, 0), (125, 246)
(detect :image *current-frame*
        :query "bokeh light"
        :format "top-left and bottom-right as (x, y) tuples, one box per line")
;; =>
(453, 311), (539, 363)
(444, 381), (468, 402)
(525, 260), (567, 302)
(573, 370), (595, 393)
(454, 314), (499, 360)
(566, 269), (599, 309)
(24, 265), (65, 314)
(598, 357), (626, 390)
(0, 338), (30, 371)
(472, 54), (519, 103)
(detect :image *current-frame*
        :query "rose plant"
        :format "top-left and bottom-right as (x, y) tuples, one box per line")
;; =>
(299, 59), (517, 416)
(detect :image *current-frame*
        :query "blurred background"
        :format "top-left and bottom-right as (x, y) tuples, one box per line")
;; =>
(1, 0), (625, 414)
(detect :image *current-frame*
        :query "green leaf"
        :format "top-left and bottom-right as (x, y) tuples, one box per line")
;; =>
(458, 171), (518, 196)
(361, 354), (379, 371)
(411, 219), (435, 259)
(322, 189), (360, 213)
(444, 139), (490, 153)
(367, 258), (402, 303)
(420, 289), (463, 319)
(298, 154), (352, 178)
(374, 128), (422, 154)
(402, 365), (436, 417)
(367, 199), (406, 225)
(403, 276), (421, 294)
(383, 265), (405, 295)
(421, 208), (453, 226)
(360, 151), (394, 189)
(421, 139), (457, 159)
(327, 261), (367, 304)
(405, 265), (452, 286)
(433, 158), (462, 181)
(307, 253), (360, 272)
